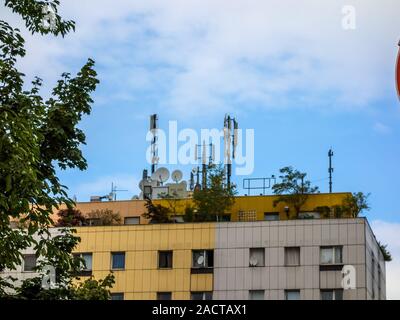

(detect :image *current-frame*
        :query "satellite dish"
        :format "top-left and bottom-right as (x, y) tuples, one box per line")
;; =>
(152, 167), (170, 183)
(249, 257), (258, 267)
(138, 180), (144, 190)
(197, 255), (205, 265)
(171, 170), (183, 183)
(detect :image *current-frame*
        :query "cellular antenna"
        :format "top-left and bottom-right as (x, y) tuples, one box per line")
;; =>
(328, 148), (334, 193)
(150, 114), (158, 174)
(194, 141), (214, 189)
(224, 114), (238, 189)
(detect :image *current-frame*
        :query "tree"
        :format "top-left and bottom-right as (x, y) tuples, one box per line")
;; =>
(0, 0), (100, 296)
(272, 166), (319, 219)
(378, 241), (392, 262)
(87, 209), (122, 226)
(339, 192), (370, 218)
(192, 164), (237, 222)
(142, 198), (172, 224)
(70, 274), (115, 300)
(55, 208), (87, 227)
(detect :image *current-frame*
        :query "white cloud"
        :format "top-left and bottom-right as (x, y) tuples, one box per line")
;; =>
(373, 122), (392, 134)
(371, 220), (400, 300)
(4, 0), (400, 116)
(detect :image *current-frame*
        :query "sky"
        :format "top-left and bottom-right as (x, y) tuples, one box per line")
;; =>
(2, 0), (400, 298)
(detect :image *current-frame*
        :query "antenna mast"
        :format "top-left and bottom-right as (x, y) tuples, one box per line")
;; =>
(224, 114), (238, 189)
(150, 114), (158, 174)
(328, 148), (334, 193)
(195, 141), (214, 189)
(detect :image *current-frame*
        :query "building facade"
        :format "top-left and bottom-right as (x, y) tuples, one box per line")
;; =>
(2, 217), (385, 300)
(51, 193), (352, 225)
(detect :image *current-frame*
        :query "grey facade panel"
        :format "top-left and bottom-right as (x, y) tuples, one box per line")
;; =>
(214, 218), (385, 300)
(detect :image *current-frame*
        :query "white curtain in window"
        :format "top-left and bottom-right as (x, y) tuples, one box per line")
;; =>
(321, 248), (333, 264)
(285, 247), (300, 265)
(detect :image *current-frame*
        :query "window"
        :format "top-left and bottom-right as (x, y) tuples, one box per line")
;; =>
(249, 248), (265, 267)
(219, 215), (231, 222)
(371, 252), (375, 279)
(111, 252), (125, 270)
(171, 216), (184, 223)
(378, 265), (382, 300)
(157, 292), (172, 300)
(192, 250), (213, 268)
(158, 251), (173, 269)
(320, 289), (343, 300)
(87, 218), (101, 226)
(124, 217), (140, 225)
(298, 212), (320, 219)
(73, 253), (93, 275)
(23, 254), (37, 272)
(111, 293), (124, 300)
(238, 210), (257, 222)
(264, 212), (279, 221)
(285, 290), (300, 300)
(320, 246), (342, 264)
(191, 250), (213, 273)
(191, 292), (212, 300)
(285, 247), (300, 266)
(249, 290), (264, 300)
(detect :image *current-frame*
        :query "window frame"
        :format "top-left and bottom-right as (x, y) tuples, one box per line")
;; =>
(158, 250), (173, 269)
(73, 252), (93, 276)
(124, 216), (140, 225)
(320, 246), (343, 265)
(110, 293), (124, 300)
(191, 250), (214, 274)
(191, 291), (213, 300)
(111, 252), (126, 270)
(249, 290), (265, 300)
(285, 290), (300, 300)
(284, 247), (301, 266)
(320, 289), (343, 300)
(249, 248), (265, 267)
(263, 212), (280, 221)
(23, 254), (37, 272)
(157, 292), (172, 300)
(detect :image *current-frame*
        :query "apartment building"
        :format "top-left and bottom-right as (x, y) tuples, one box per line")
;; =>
(2, 217), (385, 300)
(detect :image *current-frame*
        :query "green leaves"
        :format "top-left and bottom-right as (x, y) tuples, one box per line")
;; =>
(4, 0), (75, 37)
(272, 166), (319, 218)
(192, 164), (237, 222)
(0, 0), (99, 297)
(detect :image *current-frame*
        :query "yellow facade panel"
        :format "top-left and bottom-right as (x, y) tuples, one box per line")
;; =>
(190, 274), (213, 292)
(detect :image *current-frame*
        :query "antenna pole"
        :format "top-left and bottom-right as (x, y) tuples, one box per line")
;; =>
(328, 148), (334, 193)
(150, 114), (158, 174)
(224, 114), (237, 189)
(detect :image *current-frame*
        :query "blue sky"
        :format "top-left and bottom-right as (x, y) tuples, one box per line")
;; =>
(3, 0), (400, 298)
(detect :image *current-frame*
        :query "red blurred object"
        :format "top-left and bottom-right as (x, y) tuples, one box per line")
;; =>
(397, 41), (400, 100)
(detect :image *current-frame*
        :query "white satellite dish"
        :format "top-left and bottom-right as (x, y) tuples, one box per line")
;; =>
(171, 170), (183, 183)
(197, 255), (205, 266)
(249, 257), (258, 267)
(152, 167), (170, 183)
(138, 180), (144, 191)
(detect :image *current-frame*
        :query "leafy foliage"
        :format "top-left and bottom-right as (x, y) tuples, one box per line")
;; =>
(4, 0), (75, 37)
(87, 209), (122, 226)
(142, 198), (172, 224)
(272, 166), (319, 218)
(55, 208), (87, 227)
(192, 164), (236, 222)
(378, 241), (392, 262)
(0, 0), (103, 297)
(339, 192), (370, 218)
(71, 274), (115, 300)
